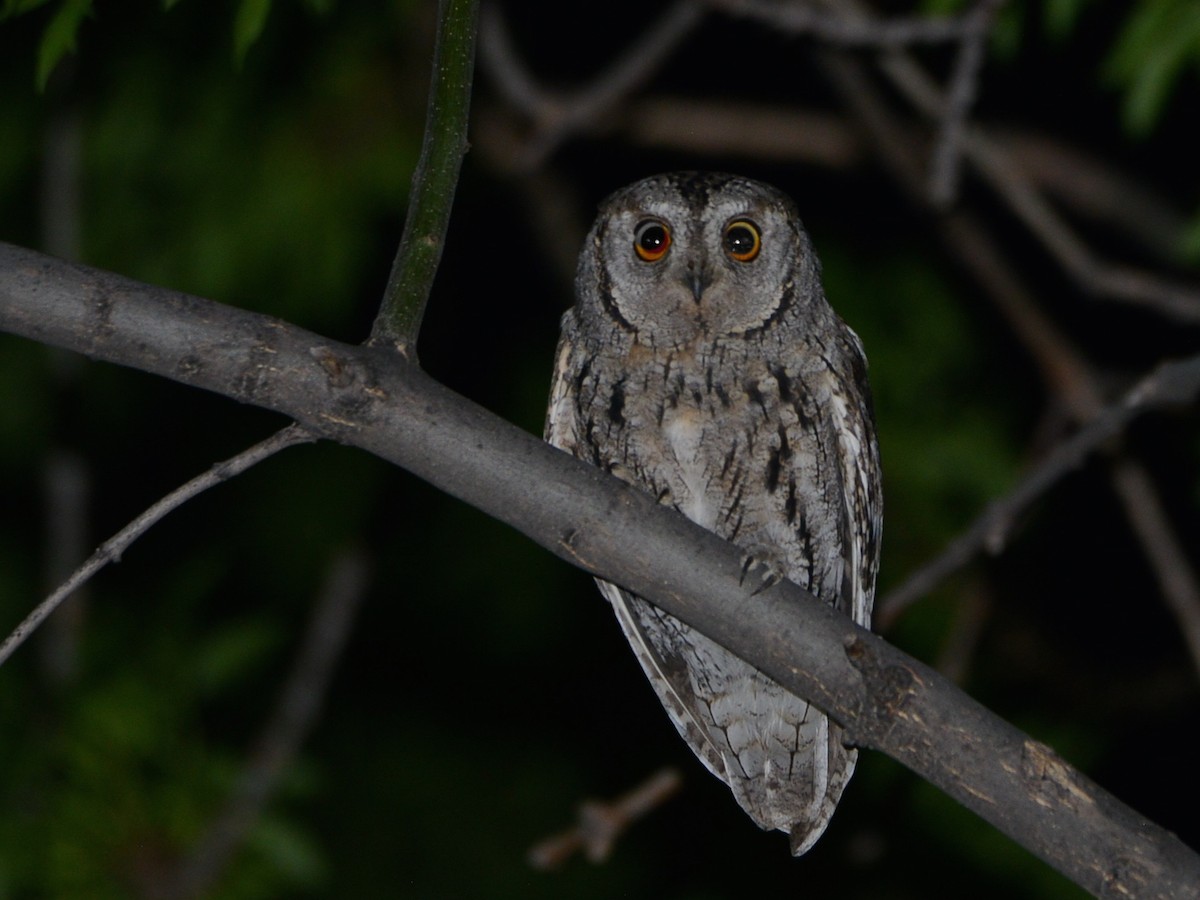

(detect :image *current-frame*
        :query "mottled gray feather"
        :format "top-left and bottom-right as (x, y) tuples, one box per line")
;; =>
(546, 172), (882, 856)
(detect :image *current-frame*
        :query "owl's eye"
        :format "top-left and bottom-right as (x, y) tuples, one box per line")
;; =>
(633, 219), (671, 262)
(723, 220), (761, 262)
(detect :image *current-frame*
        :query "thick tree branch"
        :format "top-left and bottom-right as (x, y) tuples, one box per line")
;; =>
(2, 242), (1199, 895)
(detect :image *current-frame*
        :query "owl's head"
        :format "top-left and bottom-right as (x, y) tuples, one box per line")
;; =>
(576, 172), (822, 347)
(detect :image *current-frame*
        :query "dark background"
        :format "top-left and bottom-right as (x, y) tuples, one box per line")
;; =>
(1, 1), (1198, 897)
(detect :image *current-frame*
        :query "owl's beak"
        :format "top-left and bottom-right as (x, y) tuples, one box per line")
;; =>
(685, 264), (711, 303)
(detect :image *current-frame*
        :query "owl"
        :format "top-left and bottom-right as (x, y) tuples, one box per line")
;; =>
(545, 172), (882, 856)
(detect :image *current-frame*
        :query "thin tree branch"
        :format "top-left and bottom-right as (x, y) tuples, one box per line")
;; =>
(707, 0), (979, 45)
(608, 97), (1188, 262)
(927, 0), (1003, 206)
(819, 50), (1200, 676)
(156, 548), (369, 900)
(0, 423), (314, 668)
(1108, 459), (1200, 675)
(857, 11), (1200, 323)
(479, 1), (702, 169)
(3, 242), (1199, 896)
(528, 767), (684, 869)
(878, 355), (1200, 627)
(965, 130), (1200, 323)
(934, 580), (992, 685)
(370, 0), (479, 354)
(997, 130), (1188, 261)
(620, 97), (863, 166)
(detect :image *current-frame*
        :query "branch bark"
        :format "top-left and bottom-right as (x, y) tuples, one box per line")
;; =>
(371, 0), (479, 353)
(2, 241), (1199, 896)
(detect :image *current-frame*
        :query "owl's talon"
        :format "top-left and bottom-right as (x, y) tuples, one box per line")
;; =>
(739, 549), (785, 595)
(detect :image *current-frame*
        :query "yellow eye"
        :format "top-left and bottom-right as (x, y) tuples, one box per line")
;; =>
(633, 219), (671, 262)
(723, 219), (761, 262)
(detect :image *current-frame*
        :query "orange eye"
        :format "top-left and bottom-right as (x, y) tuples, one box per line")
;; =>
(723, 219), (761, 262)
(633, 219), (671, 262)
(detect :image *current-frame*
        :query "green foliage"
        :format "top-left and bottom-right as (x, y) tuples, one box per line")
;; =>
(233, 0), (272, 63)
(921, 0), (1200, 136)
(1105, 0), (1200, 136)
(0, 624), (323, 898)
(0, 3), (425, 895)
(35, 0), (89, 88)
(3, 0), (340, 87)
(0, 0), (94, 90)
(76, 6), (418, 326)
(1043, 0), (1094, 40)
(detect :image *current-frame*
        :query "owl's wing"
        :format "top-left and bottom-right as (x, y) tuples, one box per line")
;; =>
(828, 327), (883, 628)
(544, 316), (583, 453)
(545, 318), (732, 779)
(599, 581), (733, 782)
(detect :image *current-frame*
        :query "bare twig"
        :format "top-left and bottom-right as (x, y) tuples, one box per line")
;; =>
(1108, 459), (1200, 674)
(819, 50), (1200, 676)
(480, 1), (702, 169)
(157, 549), (369, 900)
(613, 97), (1189, 261)
(878, 355), (1200, 626)
(0, 425), (314, 668)
(477, 1), (551, 118)
(858, 12), (1200, 322)
(927, 0), (1003, 206)
(935, 580), (992, 685)
(622, 97), (863, 166)
(965, 132), (1200, 323)
(528, 768), (684, 869)
(999, 129), (1188, 261)
(707, 0), (979, 45)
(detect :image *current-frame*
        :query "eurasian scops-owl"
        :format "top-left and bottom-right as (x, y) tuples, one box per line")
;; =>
(545, 172), (882, 855)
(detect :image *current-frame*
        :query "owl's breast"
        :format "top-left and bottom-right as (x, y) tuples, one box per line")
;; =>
(661, 406), (718, 530)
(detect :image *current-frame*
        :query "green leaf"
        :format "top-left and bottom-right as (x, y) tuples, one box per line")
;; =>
(249, 815), (328, 885)
(1044, 0), (1093, 40)
(233, 0), (272, 64)
(34, 0), (91, 90)
(919, 0), (968, 14)
(193, 618), (283, 695)
(1105, 0), (1200, 136)
(1180, 206), (1200, 264)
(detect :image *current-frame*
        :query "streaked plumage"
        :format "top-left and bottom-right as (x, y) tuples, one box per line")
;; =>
(546, 172), (881, 855)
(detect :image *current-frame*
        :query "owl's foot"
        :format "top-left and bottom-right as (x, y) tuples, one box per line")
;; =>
(739, 546), (786, 595)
